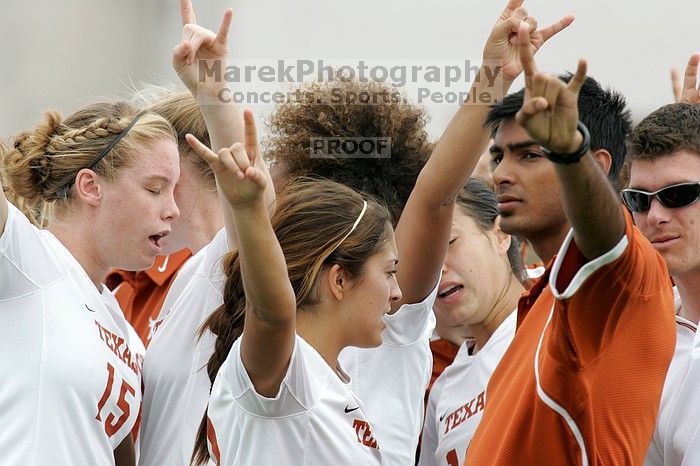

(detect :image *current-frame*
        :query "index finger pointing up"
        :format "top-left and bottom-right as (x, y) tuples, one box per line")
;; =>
(517, 21), (537, 85)
(180, 0), (197, 25)
(186, 133), (217, 166)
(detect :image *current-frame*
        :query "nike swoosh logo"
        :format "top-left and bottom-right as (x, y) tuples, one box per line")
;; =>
(157, 255), (170, 273)
(439, 412), (447, 422)
(85, 304), (96, 313)
(344, 405), (360, 414)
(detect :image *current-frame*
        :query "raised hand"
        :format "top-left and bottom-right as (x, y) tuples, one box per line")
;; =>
(186, 109), (267, 207)
(515, 22), (587, 154)
(173, 0), (232, 93)
(671, 53), (700, 104)
(483, 0), (575, 84)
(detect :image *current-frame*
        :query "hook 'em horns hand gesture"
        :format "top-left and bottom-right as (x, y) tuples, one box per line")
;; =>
(173, 0), (233, 94)
(483, 0), (574, 85)
(186, 109), (266, 208)
(514, 22), (587, 155)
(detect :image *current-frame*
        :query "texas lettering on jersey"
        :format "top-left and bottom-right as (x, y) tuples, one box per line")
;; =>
(443, 391), (485, 435)
(353, 419), (379, 449)
(94, 320), (143, 376)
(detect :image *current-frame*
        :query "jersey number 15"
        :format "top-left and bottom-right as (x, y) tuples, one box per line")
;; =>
(95, 362), (136, 437)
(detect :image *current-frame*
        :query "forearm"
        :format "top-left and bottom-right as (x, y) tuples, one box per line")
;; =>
(233, 198), (296, 323)
(418, 68), (512, 206)
(200, 98), (245, 153)
(197, 85), (275, 245)
(555, 154), (625, 260)
(393, 69), (512, 306)
(216, 185), (239, 249)
(188, 80), (244, 245)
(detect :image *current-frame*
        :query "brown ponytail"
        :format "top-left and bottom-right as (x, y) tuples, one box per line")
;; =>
(191, 178), (392, 465)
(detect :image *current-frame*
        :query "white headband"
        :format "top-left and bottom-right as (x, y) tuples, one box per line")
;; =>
(331, 200), (368, 251)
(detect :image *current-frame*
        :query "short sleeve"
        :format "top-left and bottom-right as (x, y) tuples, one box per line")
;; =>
(0, 203), (64, 300)
(547, 208), (674, 367)
(223, 335), (317, 418)
(382, 283), (438, 346)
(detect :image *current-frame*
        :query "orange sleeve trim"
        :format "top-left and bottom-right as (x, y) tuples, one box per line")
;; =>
(549, 207), (631, 300)
(207, 415), (221, 465)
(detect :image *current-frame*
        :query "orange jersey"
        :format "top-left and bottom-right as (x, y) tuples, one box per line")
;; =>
(106, 248), (191, 346)
(466, 211), (676, 466)
(424, 338), (461, 416)
(429, 338), (461, 393)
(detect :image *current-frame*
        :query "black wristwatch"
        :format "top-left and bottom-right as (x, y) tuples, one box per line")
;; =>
(540, 121), (591, 164)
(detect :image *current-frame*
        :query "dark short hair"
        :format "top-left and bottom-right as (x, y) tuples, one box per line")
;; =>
(485, 73), (632, 185)
(627, 102), (700, 161)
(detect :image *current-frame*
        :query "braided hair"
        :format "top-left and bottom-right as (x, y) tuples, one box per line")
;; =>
(1, 102), (175, 215)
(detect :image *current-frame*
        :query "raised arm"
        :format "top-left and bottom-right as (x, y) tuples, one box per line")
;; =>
(393, 0), (573, 308)
(515, 22), (624, 260)
(187, 111), (296, 398)
(173, 1), (275, 246)
(671, 53), (700, 104)
(174, 1), (242, 151)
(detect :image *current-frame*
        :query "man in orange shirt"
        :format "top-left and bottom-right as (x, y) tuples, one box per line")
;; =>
(464, 25), (676, 465)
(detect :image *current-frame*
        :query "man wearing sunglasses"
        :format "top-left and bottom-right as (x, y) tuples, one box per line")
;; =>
(623, 102), (700, 466)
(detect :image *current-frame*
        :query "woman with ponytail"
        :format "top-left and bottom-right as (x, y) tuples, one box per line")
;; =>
(0, 102), (179, 466)
(186, 112), (399, 465)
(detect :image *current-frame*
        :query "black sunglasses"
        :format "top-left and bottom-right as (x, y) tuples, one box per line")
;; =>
(621, 181), (700, 213)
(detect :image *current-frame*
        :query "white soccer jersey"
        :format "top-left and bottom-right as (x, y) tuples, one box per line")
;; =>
(645, 290), (698, 466)
(339, 285), (437, 466)
(138, 228), (228, 466)
(207, 334), (383, 466)
(418, 310), (516, 466)
(0, 202), (143, 466)
(141, 226), (436, 466)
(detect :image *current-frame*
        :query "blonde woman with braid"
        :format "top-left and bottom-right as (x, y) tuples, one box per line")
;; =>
(0, 102), (179, 466)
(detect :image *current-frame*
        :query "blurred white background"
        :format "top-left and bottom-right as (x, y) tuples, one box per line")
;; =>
(0, 0), (697, 141)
